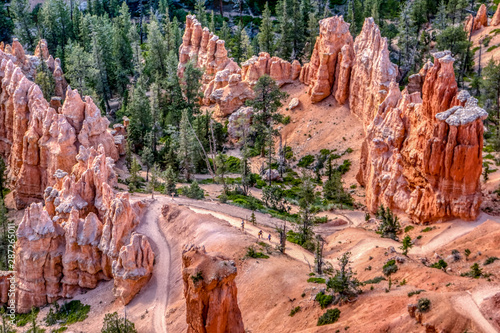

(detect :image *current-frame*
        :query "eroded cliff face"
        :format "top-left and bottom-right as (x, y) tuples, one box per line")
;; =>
(178, 15), (300, 116)
(0, 45), (120, 209)
(349, 18), (397, 128)
(15, 145), (154, 312)
(465, 4), (488, 33)
(357, 51), (487, 222)
(299, 16), (354, 103)
(182, 245), (244, 333)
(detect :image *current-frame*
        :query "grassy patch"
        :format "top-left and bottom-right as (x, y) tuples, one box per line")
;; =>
(430, 259), (448, 270)
(421, 227), (435, 233)
(315, 291), (334, 309)
(307, 277), (326, 284)
(289, 306), (301, 317)
(404, 225), (414, 233)
(484, 256), (499, 265)
(15, 308), (39, 327)
(317, 308), (341, 326)
(408, 290), (425, 297)
(363, 276), (386, 284)
(246, 246), (270, 259)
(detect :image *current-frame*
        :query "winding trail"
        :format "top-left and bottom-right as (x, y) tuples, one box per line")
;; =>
(133, 198), (172, 333)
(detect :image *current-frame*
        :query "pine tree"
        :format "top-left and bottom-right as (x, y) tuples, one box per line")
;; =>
(240, 27), (254, 61)
(303, 12), (319, 60)
(326, 252), (361, 304)
(371, 0), (380, 26)
(209, 10), (216, 33)
(435, 0), (448, 31)
(298, 173), (316, 245)
(128, 157), (141, 192)
(400, 235), (413, 256)
(129, 23), (143, 76)
(39, 0), (73, 56)
(65, 42), (95, 97)
(194, 0), (208, 28)
(220, 21), (231, 43)
(127, 78), (152, 149)
(347, 0), (356, 34)
(181, 61), (203, 116)
(481, 59), (500, 139)
(10, 0), (35, 49)
(112, 3), (133, 96)
(35, 59), (55, 100)
(161, 165), (177, 195)
(276, 0), (293, 60)
(147, 164), (160, 199)
(215, 152), (228, 194)
(178, 110), (195, 181)
(149, 81), (162, 155)
(258, 3), (274, 55)
(397, 0), (418, 78)
(145, 17), (169, 79)
(101, 312), (137, 333)
(141, 144), (154, 182)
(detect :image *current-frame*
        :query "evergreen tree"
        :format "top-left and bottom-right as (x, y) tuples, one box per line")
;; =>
(65, 42), (95, 98)
(112, 3), (134, 96)
(101, 312), (137, 333)
(181, 61), (203, 116)
(481, 59), (500, 140)
(371, 0), (380, 26)
(276, 0), (293, 60)
(128, 157), (141, 192)
(376, 205), (401, 241)
(161, 51), (185, 126)
(400, 235), (413, 256)
(127, 78), (152, 149)
(0, 307), (16, 333)
(215, 153), (229, 194)
(435, 0), (448, 31)
(347, 0), (356, 35)
(149, 81), (162, 155)
(39, 0), (73, 57)
(220, 21), (231, 44)
(35, 59), (55, 100)
(323, 171), (353, 207)
(145, 17), (169, 79)
(161, 165), (177, 195)
(0, 199), (13, 270)
(129, 23), (143, 76)
(247, 75), (287, 170)
(178, 110), (195, 181)
(303, 12), (319, 60)
(0, 3), (14, 44)
(240, 27), (254, 61)
(141, 145), (154, 182)
(298, 174), (316, 245)
(10, 0), (35, 49)
(326, 252), (361, 305)
(147, 163), (160, 199)
(209, 10), (216, 33)
(397, 0), (418, 78)
(194, 0), (208, 28)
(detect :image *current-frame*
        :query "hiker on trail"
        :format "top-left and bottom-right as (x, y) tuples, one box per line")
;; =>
(171, 193), (174, 200)
(258, 230), (263, 239)
(241, 219), (245, 232)
(268, 234), (271, 242)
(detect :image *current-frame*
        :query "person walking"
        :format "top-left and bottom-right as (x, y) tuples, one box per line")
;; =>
(258, 230), (263, 239)
(241, 219), (245, 232)
(268, 233), (271, 242)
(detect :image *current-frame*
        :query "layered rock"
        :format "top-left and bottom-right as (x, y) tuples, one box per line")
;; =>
(493, 4), (500, 26)
(227, 106), (253, 143)
(349, 18), (397, 128)
(357, 51), (487, 222)
(14, 145), (153, 312)
(0, 48), (119, 209)
(178, 15), (300, 116)
(465, 4), (488, 33)
(112, 232), (154, 305)
(182, 245), (244, 333)
(300, 16), (354, 103)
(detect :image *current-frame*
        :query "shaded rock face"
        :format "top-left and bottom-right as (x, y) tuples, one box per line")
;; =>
(178, 15), (299, 116)
(14, 145), (154, 312)
(300, 16), (354, 103)
(0, 47), (120, 209)
(493, 5), (500, 26)
(182, 245), (244, 333)
(465, 4), (488, 33)
(357, 51), (486, 223)
(227, 106), (253, 144)
(349, 18), (397, 129)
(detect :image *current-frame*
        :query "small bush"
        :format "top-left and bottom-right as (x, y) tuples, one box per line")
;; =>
(16, 307), (39, 327)
(317, 308), (341, 326)
(430, 259), (448, 270)
(421, 227), (434, 232)
(282, 116), (291, 125)
(363, 276), (386, 284)
(404, 225), (414, 233)
(191, 271), (204, 283)
(180, 181), (205, 199)
(461, 263), (483, 278)
(408, 290), (425, 297)
(315, 291), (334, 309)
(417, 298), (431, 312)
(289, 306), (301, 317)
(297, 155), (315, 168)
(383, 260), (398, 276)
(484, 256), (499, 265)
(246, 246), (269, 259)
(52, 327), (68, 333)
(308, 277), (326, 284)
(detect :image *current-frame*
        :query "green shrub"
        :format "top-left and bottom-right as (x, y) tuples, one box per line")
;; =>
(282, 116), (291, 125)
(408, 290), (425, 297)
(180, 181), (205, 199)
(484, 256), (499, 265)
(383, 260), (398, 276)
(246, 246), (269, 259)
(336, 159), (351, 175)
(461, 263), (483, 278)
(308, 277), (326, 284)
(421, 227), (434, 232)
(417, 298), (431, 312)
(315, 291), (334, 309)
(297, 155), (315, 168)
(16, 307), (39, 327)
(487, 44), (500, 52)
(44, 300), (90, 326)
(404, 225), (414, 233)
(317, 308), (341, 326)
(191, 271), (204, 283)
(51, 327), (68, 333)
(289, 306), (301, 317)
(430, 259), (448, 270)
(363, 276), (386, 284)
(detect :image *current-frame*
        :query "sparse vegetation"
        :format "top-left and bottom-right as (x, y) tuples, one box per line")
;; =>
(101, 312), (137, 333)
(400, 235), (413, 256)
(15, 307), (39, 327)
(191, 271), (204, 283)
(376, 206), (401, 240)
(404, 225), (414, 233)
(315, 291), (334, 309)
(461, 263), (484, 278)
(246, 246), (270, 259)
(363, 276), (386, 284)
(430, 259), (448, 270)
(417, 298), (431, 313)
(326, 252), (361, 305)
(408, 290), (425, 297)
(484, 256), (499, 265)
(317, 308), (341, 326)
(308, 277), (326, 284)
(44, 300), (91, 326)
(289, 306), (301, 317)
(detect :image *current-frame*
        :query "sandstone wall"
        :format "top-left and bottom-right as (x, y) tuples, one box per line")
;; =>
(0, 44), (121, 209)
(182, 244), (244, 333)
(465, 4), (488, 33)
(178, 15), (300, 116)
(299, 16), (353, 103)
(356, 51), (486, 222)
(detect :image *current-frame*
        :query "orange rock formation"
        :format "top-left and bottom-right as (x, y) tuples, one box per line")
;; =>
(465, 4), (488, 33)
(299, 16), (354, 103)
(0, 45), (122, 209)
(179, 15), (300, 116)
(182, 244), (244, 333)
(356, 50), (487, 222)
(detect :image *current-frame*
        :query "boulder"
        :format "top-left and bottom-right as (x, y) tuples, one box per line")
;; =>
(288, 98), (300, 110)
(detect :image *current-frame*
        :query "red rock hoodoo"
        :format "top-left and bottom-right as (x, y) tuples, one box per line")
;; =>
(178, 15), (300, 116)
(182, 244), (244, 333)
(465, 4), (488, 33)
(299, 16), (354, 103)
